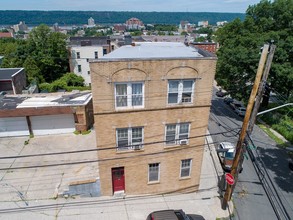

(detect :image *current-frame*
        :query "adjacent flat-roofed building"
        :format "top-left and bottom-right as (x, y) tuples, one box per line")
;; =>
(68, 37), (112, 86)
(0, 91), (93, 137)
(90, 42), (217, 196)
(0, 68), (26, 94)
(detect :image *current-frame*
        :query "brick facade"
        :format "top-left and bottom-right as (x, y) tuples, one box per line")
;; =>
(91, 53), (216, 196)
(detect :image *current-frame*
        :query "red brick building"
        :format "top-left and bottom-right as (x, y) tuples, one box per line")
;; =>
(190, 42), (218, 54)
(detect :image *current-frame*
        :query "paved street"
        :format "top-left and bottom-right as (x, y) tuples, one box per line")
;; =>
(209, 85), (293, 220)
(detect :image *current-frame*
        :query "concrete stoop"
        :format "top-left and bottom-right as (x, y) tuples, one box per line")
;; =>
(113, 190), (126, 198)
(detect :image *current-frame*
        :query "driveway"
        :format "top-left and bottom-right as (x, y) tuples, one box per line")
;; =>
(0, 131), (98, 202)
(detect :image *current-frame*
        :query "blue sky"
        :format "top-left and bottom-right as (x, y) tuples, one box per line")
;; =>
(2, 0), (261, 13)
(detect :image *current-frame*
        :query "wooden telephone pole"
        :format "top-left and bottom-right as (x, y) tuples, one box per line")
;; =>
(222, 44), (270, 209)
(248, 44), (276, 134)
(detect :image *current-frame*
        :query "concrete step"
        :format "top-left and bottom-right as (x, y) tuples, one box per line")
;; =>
(113, 190), (125, 198)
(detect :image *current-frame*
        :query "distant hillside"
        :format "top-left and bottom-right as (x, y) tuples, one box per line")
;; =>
(0, 10), (245, 26)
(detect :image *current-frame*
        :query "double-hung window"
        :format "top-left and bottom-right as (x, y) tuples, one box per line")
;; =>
(168, 80), (194, 104)
(180, 159), (192, 178)
(148, 163), (160, 182)
(77, 65), (82, 73)
(115, 82), (144, 108)
(94, 51), (98, 59)
(165, 123), (190, 145)
(76, 52), (80, 59)
(116, 127), (143, 150)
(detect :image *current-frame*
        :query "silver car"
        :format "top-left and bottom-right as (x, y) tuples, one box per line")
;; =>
(235, 106), (246, 116)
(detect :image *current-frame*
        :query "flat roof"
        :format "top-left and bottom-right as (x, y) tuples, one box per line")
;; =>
(0, 68), (23, 80)
(0, 91), (92, 110)
(99, 42), (204, 60)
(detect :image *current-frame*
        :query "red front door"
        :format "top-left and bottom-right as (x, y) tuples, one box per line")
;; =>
(112, 167), (125, 193)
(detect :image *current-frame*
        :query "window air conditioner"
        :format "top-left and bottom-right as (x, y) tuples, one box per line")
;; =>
(133, 144), (141, 150)
(179, 139), (188, 145)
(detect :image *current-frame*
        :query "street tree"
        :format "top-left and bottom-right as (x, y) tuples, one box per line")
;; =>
(216, 0), (293, 101)
(27, 24), (69, 83)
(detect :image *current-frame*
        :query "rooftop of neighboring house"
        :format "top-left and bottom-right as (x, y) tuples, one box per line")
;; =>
(0, 68), (23, 80)
(68, 36), (110, 47)
(0, 91), (92, 110)
(191, 42), (217, 45)
(98, 42), (215, 60)
(0, 32), (13, 38)
(141, 36), (186, 43)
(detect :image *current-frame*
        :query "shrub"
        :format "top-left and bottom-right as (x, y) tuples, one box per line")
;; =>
(272, 117), (293, 143)
(38, 73), (86, 92)
(39, 82), (51, 92)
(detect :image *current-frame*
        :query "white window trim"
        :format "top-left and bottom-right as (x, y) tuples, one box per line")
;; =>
(114, 82), (144, 109)
(165, 123), (190, 146)
(148, 163), (160, 183)
(180, 159), (192, 178)
(167, 79), (195, 105)
(116, 127), (144, 151)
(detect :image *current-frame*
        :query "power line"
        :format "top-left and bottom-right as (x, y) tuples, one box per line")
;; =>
(0, 130), (240, 171)
(246, 133), (292, 220)
(0, 129), (239, 161)
(0, 140), (220, 171)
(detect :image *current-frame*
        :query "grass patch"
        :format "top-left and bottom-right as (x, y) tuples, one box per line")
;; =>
(81, 130), (91, 135)
(73, 130), (80, 135)
(73, 130), (91, 135)
(258, 124), (285, 145)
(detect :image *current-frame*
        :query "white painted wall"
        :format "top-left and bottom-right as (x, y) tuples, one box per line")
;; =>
(70, 46), (105, 85)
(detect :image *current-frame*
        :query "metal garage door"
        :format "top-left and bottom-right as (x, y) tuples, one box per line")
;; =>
(31, 114), (75, 136)
(0, 117), (29, 137)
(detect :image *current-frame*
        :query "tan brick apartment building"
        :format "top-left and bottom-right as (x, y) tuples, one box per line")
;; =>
(90, 42), (217, 196)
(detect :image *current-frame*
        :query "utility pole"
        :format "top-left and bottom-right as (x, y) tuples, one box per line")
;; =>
(222, 44), (270, 209)
(248, 44), (276, 134)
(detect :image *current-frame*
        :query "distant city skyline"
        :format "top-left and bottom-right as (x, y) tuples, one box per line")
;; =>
(2, 0), (261, 13)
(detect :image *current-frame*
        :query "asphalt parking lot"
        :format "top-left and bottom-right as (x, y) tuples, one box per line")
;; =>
(0, 131), (99, 201)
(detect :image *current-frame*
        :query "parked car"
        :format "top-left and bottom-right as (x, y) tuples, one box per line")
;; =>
(146, 209), (205, 220)
(223, 96), (233, 104)
(235, 106), (246, 117)
(230, 100), (242, 110)
(216, 90), (228, 97)
(217, 142), (243, 173)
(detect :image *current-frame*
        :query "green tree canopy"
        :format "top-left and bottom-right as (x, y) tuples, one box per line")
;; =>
(1, 24), (69, 84)
(216, 0), (293, 101)
(39, 72), (85, 92)
(27, 24), (69, 83)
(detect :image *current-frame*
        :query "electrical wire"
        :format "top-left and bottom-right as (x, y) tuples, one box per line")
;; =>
(0, 129), (239, 161)
(246, 133), (292, 220)
(0, 141), (226, 172)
